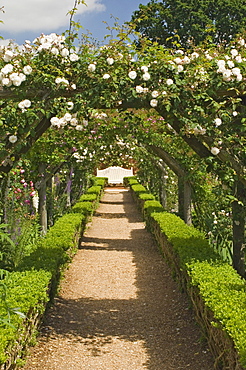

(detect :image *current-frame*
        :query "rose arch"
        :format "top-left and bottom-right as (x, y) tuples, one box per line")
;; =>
(0, 29), (245, 277)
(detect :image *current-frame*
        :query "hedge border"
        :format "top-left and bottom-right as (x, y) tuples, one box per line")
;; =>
(0, 177), (107, 369)
(124, 176), (246, 370)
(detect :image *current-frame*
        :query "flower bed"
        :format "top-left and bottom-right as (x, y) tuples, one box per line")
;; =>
(0, 177), (107, 369)
(124, 176), (246, 370)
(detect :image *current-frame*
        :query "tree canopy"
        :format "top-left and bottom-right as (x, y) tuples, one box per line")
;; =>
(131, 0), (246, 48)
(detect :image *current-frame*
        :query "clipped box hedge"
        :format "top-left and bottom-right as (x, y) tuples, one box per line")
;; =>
(0, 177), (106, 369)
(129, 177), (246, 370)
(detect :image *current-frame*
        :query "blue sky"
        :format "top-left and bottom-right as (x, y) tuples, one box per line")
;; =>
(0, 0), (150, 46)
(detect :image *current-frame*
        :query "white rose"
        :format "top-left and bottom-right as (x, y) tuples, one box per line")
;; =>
(128, 71), (137, 79)
(3, 50), (14, 62)
(211, 147), (220, 155)
(70, 118), (78, 126)
(177, 65), (184, 73)
(69, 53), (79, 62)
(9, 135), (17, 143)
(141, 66), (148, 72)
(2, 78), (11, 86)
(214, 118), (222, 127)
(106, 57), (114, 65)
(150, 99), (158, 107)
(136, 85), (144, 93)
(142, 72), (150, 81)
(230, 49), (238, 57)
(88, 63), (96, 72)
(151, 90), (159, 98)
(1, 64), (14, 75)
(227, 60), (234, 68)
(23, 99), (31, 108)
(50, 117), (60, 126)
(67, 102), (74, 110)
(51, 47), (59, 56)
(61, 48), (69, 57)
(103, 73), (110, 79)
(166, 78), (174, 86)
(231, 67), (241, 76)
(23, 65), (32, 75)
(64, 113), (72, 122)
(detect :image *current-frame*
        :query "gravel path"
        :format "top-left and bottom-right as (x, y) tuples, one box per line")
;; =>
(22, 187), (214, 369)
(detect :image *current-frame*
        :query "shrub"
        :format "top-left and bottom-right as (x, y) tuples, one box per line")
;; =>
(131, 184), (147, 195)
(138, 193), (155, 201)
(86, 185), (102, 195)
(72, 201), (94, 216)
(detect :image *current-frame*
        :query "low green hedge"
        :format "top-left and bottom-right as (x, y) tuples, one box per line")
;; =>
(123, 176), (138, 186)
(0, 270), (51, 364)
(130, 184), (147, 195)
(91, 176), (107, 187)
(0, 176), (105, 368)
(138, 193), (155, 201)
(72, 201), (94, 216)
(79, 193), (98, 202)
(130, 178), (246, 369)
(86, 185), (102, 195)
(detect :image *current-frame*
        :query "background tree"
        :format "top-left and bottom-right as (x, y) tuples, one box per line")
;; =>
(131, 0), (246, 48)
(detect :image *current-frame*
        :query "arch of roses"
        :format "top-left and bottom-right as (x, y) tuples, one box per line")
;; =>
(0, 29), (245, 276)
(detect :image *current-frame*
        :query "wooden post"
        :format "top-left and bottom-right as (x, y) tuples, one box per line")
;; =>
(232, 181), (245, 278)
(38, 163), (47, 236)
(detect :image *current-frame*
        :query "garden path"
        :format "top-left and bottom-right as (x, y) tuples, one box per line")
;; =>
(22, 187), (214, 370)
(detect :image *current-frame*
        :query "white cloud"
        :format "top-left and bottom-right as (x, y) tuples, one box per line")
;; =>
(1, 0), (106, 33)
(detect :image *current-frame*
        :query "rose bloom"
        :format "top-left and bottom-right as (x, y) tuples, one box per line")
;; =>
(9, 135), (17, 143)
(67, 102), (74, 110)
(61, 48), (69, 57)
(214, 118), (222, 127)
(150, 99), (158, 107)
(141, 66), (148, 73)
(1, 64), (14, 75)
(166, 78), (174, 86)
(230, 49), (238, 57)
(3, 50), (14, 62)
(88, 64), (96, 72)
(151, 90), (159, 98)
(142, 72), (150, 81)
(211, 147), (220, 155)
(69, 53), (79, 62)
(128, 71), (137, 79)
(103, 73), (110, 79)
(107, 57), (114, 65)
(50, 117), (60, 126)
(136, 85), (144, 93)
(23, 65), (32, 75)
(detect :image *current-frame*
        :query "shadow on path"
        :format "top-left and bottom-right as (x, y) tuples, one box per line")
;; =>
(23, 188), (214, 370)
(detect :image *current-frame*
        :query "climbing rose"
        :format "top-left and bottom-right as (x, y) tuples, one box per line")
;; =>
(142, 72), (150, 81)
(88, 64), (96, 72)
(103, 73), (110, 79)
(211, 147), (220, 155)
(141, 66), (148, 72)
(151, 90), (159, 98)
(136, 86), (144, 93)
(214, 118), (222, 127)
(9, 135), (17, 143)
(128, 71), (137, 79)
(107, 57), (114, 65)
(23, 65), (32, 75)
(69, 53), (79, 62)
(166, 79), (174, 86)
(61, 48), (69, 57)
(150, 99), (158, 107)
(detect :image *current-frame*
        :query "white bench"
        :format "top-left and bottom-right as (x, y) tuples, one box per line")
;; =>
(96, 166), (134, 184)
